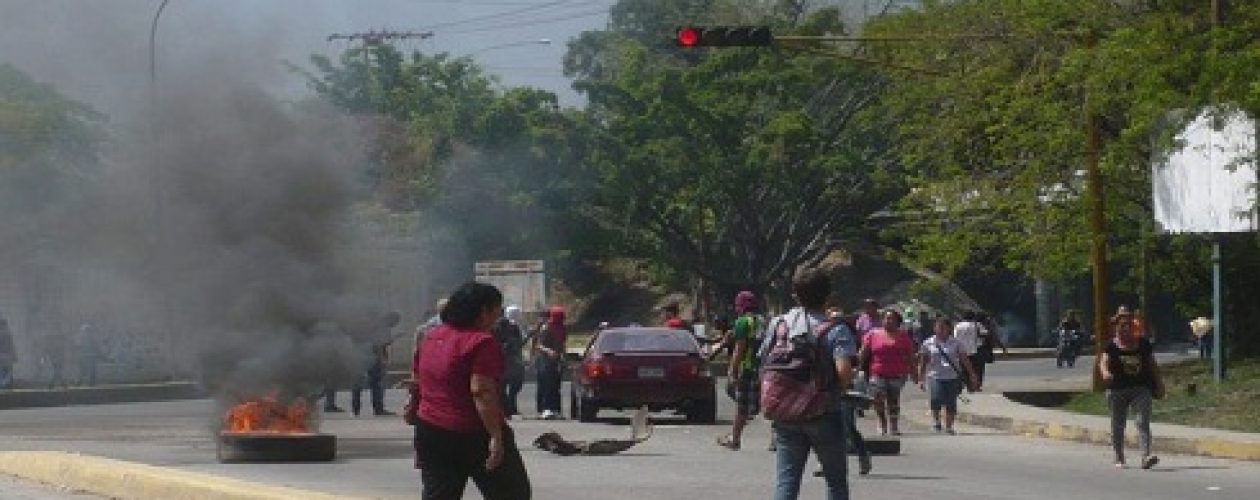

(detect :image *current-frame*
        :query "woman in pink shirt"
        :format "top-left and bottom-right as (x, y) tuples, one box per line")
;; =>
(859, 310), (918, 435)
(413, 282), (531, 499)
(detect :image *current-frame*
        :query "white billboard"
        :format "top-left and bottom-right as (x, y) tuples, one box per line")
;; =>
(1152, 108), (1259, 234)
(474, 260), (547, 314)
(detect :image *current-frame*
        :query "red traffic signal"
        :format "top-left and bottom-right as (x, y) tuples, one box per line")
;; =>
(676, 26), (703, 47)
(674, 26), (773, 47)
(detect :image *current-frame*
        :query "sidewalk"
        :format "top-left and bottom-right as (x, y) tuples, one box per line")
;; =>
(944, 392), (1260, 462)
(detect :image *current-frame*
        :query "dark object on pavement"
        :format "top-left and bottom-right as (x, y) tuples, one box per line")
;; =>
(569, 327), (716, 423)
(864, 436), (900, 456)
(217, 432), (336, 463)
(535, 407), (653, 456)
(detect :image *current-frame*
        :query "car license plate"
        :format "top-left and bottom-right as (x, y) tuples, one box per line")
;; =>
(637, 366), (665, 379)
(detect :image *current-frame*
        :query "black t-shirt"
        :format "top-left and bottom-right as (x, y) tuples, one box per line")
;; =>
(1105, 338), (1154, 390)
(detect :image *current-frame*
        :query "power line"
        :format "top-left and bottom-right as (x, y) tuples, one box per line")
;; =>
(418, 0), (572, 31)
(440, 6), (610, 36)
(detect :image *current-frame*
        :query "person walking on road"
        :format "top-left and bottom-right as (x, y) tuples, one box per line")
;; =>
(952, 311), (987, 391)
(493, 306), (526, 419)
(0, 318), (16, 390)
(917, 317), (978, 434)
(758, 270), (857, 500)
(530, 306), (567, 420)
(413, 282), (531, 499)
(858, 310), (917, 436)
(1100, 306), (1166, 470)
(717, 291), (764, 451)
(76, 322), (103, 387)
(975, 313), (1008, 384)
(352, 312), (401, 417)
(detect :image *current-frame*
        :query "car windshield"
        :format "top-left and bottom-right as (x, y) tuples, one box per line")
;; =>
(597, 329), (696, 353)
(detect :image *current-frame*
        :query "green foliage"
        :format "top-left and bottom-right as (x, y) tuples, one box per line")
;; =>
(567, 1), (903, 297)
(306, 44), (601, 268)
(0, 63), (104, 212)
(867, 0), (1260, 354)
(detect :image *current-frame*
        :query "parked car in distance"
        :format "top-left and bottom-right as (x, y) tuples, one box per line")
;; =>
(570, 327), (716, 423)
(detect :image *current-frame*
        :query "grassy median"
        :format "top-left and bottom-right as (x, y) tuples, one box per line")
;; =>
(1062, 357), (1260, 433)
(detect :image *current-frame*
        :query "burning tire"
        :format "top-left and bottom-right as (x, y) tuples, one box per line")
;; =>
(217, 432), (336, 463)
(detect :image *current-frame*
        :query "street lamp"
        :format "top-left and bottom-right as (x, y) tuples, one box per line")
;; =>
(149, 0), (171, 86)
(469, 38), (552, 56)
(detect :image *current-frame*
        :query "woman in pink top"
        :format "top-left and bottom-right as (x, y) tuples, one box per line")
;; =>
(859, 310), (918, 435)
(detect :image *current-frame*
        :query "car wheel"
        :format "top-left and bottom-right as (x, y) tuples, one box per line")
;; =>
(578, 397), (599, 422)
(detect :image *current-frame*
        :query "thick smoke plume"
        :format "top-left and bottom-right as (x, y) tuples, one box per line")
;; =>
(0, 2), (411, 406)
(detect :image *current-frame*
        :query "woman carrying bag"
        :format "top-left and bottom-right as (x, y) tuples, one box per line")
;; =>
(1100, 306), (1166, 470)
(917, 318), (978, 435)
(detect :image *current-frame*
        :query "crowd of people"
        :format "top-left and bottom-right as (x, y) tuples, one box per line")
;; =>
(400, 274), (1173, 499)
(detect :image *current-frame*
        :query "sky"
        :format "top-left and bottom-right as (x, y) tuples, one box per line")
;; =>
(0, 0), (614, 117)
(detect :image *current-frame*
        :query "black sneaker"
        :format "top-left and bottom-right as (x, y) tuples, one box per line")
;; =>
(324, 406), (345, 413)
(374, 410), (397, 416)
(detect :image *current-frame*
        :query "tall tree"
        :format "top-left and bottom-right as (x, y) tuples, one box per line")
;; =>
(569, 2), (903, 298)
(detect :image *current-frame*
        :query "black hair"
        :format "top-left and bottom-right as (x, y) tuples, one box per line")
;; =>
(935, 317), (954, 330)
(792, 269), (831, 309)
(883, 309), (903, 326)
(961, 310), (978, 321)
(440, 282), (504, 329)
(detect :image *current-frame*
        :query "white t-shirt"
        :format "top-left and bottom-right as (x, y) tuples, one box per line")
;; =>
(952, 321), (986, 355)
(920, 336), (966, 380)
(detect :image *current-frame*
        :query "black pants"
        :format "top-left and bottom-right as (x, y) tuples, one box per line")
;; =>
(352, 363), (386, 415)
(503, 367), (524, 416)
(535, 356), (562, 413)
(968, 354), (988, 388)
(415, 420), (531, 500)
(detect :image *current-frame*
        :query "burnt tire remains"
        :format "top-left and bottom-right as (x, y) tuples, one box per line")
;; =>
(217, 432), (336, 463)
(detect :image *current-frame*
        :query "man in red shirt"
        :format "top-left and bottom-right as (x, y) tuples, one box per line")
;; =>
(662, 302), (689, 330)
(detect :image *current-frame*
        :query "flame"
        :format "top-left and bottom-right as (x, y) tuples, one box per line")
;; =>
(223, 394), (311, 434)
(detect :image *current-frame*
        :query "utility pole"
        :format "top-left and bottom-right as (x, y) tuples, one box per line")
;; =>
(1082, 32), (1111, 392)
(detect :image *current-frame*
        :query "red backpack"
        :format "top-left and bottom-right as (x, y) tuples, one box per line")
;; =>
(759, 312), (838, 422)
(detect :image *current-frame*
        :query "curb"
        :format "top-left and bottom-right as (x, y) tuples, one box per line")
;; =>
(0, 451), (361, 500)
(0, 383), (203, 410)
(954, 407), (1260, 462)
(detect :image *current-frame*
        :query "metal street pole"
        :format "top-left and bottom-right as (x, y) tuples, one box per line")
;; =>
(150, 0), (171, 86)
(148, 0), (179, 376)
(1212, 239), (1225, 381)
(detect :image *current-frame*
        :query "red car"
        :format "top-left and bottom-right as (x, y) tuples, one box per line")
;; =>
(569, 327), (716, 423)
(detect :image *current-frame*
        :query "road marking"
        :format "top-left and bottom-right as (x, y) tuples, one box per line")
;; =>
(1206, 486), (1222, 491)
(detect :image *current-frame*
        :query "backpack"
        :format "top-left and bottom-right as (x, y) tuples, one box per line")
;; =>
(759, 311), (839, 422)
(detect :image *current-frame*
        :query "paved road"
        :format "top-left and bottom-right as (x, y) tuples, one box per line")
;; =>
(0, 356), (1254, 499)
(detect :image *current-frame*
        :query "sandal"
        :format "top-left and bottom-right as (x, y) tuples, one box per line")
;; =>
(716, 434), (741, 450)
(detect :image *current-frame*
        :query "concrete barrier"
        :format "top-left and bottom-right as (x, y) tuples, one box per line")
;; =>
(0, 451), (359, 500)
(0, 382), (203, 410)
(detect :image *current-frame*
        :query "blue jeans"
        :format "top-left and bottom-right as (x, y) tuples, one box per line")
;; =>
(837, 401), (867, 457)
(773, 411), (849, 500)
(352, 363), (386, 415)
(0, 362), (13, 389)
(929, 378), (964, 414)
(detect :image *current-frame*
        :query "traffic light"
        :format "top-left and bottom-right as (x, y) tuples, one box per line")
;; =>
(674, 26), (773, 47)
